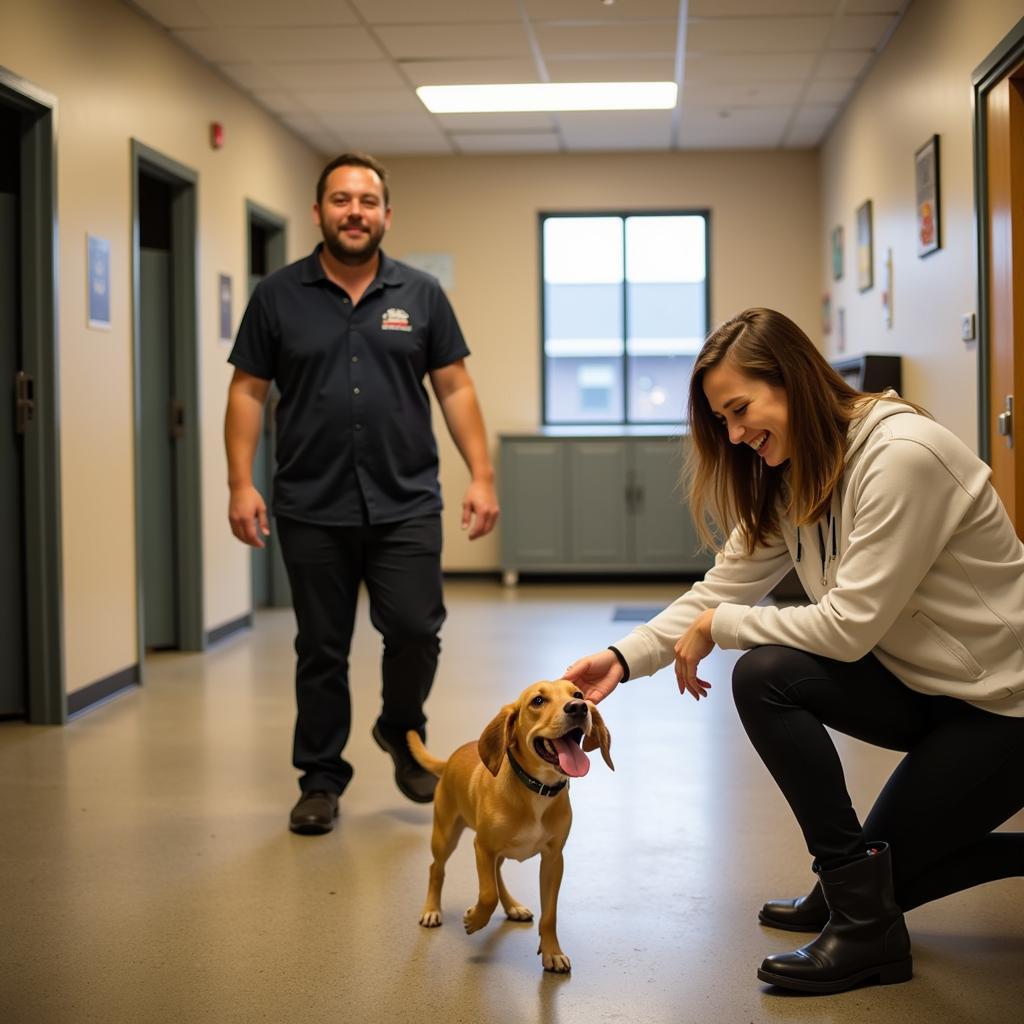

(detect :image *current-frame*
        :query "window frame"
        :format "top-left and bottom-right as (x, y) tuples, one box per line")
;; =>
(539, 208), (712, 427)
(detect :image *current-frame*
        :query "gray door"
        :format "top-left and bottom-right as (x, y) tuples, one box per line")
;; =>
(0, 182), (27, 716)
(140, 247), (179, 648)
(569, 440), (629, 564)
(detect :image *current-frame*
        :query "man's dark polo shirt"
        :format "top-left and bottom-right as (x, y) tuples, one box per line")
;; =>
(229, 246), (470, 526)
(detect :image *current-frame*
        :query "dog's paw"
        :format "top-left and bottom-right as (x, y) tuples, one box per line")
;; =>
(463, 906), (490, 934)
(505, 904), (534, 922)
(541, 951), (572, 974)
(419, 910), (442, 928)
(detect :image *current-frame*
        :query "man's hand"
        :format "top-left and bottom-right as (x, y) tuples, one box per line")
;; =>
(461, 479), (499, 540)
(563, 649), (624, 704)
(228, 485), (270, 548)
(674, 609), (715, 700)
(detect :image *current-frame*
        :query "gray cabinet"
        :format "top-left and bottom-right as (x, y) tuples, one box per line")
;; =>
(499, 432), (713, 583)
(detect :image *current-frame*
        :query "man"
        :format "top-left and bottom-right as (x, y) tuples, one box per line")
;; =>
(225, 153), (499, 835)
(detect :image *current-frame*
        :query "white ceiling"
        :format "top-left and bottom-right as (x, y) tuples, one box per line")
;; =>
(125, 0), (909, 156)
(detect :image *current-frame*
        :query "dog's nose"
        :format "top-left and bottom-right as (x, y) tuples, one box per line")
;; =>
(563, 700), (587, 717)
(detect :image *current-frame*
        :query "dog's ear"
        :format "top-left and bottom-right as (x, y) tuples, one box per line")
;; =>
(582, 703), (614, 771)
(478, 703), (517, 776)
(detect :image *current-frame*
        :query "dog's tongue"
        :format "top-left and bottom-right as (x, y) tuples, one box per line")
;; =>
(552, 738), (590, 777)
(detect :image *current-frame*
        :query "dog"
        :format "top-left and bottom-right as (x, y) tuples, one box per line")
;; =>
(407, 679), (613, 973)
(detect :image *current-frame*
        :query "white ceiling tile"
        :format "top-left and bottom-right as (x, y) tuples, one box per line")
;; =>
(803, 78), (855, 104)
(267, 62), (406, 91)
(783, 127), (826, 147)
(559, 110), (674, 150)
(676, 106), (789, 147)
(788, 103), (840, 132)
(401, 58), (542, 86)
(815, 50), (873, 78)
(171, 28), (248, 63)
(342, 133), (454, 155)
(317, 111), (442, 134)
(683, 80), (804, 107)
(544, 57), (676, 82)
(452, 132), (561, 153)
(295, 89), (423, 115)
(351, 0), (520, 23)
(231, 26), (383, 62)
(687, 16), (831, 52)
(689, 0), (836, 13)
(535, 22), (678, 56)
(219, 63), (282, 90)
(436, 111), (557, 131)
(684, 52), (817, 80)
(524, 0), (680, 17)
(281, 112), (331, 135)
(250, 90), (306, 115)
(195, 0), (359, 27)
(375, 23), (532, 60)
(830, 14), (897, 50)
(128, 0), (211, 27)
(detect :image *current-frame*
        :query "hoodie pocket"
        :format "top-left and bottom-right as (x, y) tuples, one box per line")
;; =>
(911, 611), (983, 679)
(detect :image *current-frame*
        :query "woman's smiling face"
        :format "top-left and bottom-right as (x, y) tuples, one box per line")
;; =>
(702, 357), (791, 467)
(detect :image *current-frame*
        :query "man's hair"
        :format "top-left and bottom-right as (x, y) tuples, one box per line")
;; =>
(316, 152), (390, 207)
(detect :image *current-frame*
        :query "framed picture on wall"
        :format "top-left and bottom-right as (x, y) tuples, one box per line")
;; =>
(915, 134), (941, 257)
(831, 225), (844, 280)
(856, 200), (873, 292)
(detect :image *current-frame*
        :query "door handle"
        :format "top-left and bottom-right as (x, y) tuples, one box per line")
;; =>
(15, 371), (34, 435)
(997, 394), (1013, 448)
(168, 398), (186, 440)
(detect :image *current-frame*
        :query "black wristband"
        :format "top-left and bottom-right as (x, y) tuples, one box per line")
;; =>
(607, 645), (630, 683)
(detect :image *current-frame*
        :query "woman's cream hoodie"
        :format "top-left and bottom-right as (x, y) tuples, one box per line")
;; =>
(614, 397), (1024, 716)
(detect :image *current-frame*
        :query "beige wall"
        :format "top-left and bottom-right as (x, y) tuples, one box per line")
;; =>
(821, 0), (1023, 448)
(0, 0), (323, 697)
(382, 150), (822, 570)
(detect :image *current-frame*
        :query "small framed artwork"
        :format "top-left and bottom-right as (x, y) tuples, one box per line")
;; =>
(837, 306), (846, 353)
(882, 247), (893, 328)
(87, 234), (111, 329)
(831, 225), (844, 280)
(915, 134), (941, 258)
(218, 273), (233, 342)
(856, 200), (873, 292)
(822, 292), (832, 335)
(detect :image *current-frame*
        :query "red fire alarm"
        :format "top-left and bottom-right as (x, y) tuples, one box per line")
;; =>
(210, 122), (224, 149)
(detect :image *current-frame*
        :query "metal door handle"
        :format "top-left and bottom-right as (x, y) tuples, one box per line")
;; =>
(15, 371), (34, 435)
(997, 394), (1013, 447)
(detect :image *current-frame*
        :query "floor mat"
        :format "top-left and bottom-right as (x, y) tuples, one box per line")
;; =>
(611, 606), (663, 621)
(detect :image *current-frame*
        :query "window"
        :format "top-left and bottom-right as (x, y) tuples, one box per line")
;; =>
(541, 212), (709, 425)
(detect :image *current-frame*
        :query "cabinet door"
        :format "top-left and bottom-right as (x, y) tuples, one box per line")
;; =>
(500, 441), (566, 566)
(632, 439), (710, 571)
(568, 441), (629, 563)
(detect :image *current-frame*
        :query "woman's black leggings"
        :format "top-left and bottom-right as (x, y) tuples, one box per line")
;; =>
(732, 646), (1024, 911)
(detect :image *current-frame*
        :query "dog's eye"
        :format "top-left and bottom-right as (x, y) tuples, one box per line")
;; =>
(530, 695), (545, 707)
(573, 691), (584, 700)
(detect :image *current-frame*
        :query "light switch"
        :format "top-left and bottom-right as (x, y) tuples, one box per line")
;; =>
(961, 313), (976, 341)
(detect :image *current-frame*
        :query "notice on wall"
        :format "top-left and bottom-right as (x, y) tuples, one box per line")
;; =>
(219, 273), (232, 342)
(87, 234), (111, 330)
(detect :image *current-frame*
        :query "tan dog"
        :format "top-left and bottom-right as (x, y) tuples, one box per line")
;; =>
(407, 679), (613, 973)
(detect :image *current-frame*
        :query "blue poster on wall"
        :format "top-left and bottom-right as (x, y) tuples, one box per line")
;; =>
(87, 234), (111, 329)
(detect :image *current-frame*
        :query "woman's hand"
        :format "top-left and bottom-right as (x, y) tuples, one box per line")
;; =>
(674, 609), (715, 700)
(562, 650), (624, 705)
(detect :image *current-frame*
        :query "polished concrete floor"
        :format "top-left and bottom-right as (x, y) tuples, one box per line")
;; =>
(1, 579), (1021, 1024)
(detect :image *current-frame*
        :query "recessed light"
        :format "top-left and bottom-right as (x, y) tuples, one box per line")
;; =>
(416, 82), (678, 114)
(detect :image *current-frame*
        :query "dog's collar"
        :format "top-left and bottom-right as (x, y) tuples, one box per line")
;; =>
(506, 750), (567, 797)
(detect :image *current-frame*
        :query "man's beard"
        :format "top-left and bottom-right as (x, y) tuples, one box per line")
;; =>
(321, 221), (385, 266)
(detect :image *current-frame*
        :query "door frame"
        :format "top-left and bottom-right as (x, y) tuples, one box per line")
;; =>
(130, 140), (204, 661)
(972, 15), (1024, 465)
(0, 67), (65, 724)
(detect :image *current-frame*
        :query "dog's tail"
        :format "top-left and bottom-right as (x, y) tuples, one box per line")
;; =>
(406, 731), (446, 777)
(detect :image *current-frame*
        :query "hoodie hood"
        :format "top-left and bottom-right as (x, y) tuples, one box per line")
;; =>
(844, 390), (917, 464)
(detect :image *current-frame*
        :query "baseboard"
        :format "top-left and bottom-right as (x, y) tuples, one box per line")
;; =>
(67, 664), (139, 718)
(205, 613), (253, 646)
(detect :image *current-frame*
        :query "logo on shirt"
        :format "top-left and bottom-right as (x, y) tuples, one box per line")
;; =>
(381, 307), (412, 332)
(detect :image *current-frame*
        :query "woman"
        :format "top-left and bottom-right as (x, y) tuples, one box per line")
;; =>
(565, 308), (1024, 994)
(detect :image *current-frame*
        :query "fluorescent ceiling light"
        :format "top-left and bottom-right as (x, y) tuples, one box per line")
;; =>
(417, 82), (678, 114)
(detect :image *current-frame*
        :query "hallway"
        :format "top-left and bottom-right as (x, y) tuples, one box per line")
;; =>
(1, 580), (1021, 1023)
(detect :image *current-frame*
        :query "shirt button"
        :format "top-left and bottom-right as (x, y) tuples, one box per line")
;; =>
(351, 356), (359, 363)
(353, 387), (360, 395)
(342, 298), (350, 304)
(355, 423), (362, 431)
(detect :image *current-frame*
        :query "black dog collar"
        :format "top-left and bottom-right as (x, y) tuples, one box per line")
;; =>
(506, 750), (567, 797)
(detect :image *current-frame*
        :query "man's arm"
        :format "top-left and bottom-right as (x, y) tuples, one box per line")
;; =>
(225, 367), (272, 547)
(428, 360), (499, 540)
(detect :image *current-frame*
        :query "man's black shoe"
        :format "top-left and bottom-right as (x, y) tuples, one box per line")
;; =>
(289, 790), (339, 835)
(372, 721), (437, 804)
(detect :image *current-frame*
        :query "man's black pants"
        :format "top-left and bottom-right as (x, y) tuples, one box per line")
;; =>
(277, 514), (446, 796)
(732, 645), (1024, 911)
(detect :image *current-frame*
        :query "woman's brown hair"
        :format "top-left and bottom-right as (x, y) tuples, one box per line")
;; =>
(686, 307), (922, 554)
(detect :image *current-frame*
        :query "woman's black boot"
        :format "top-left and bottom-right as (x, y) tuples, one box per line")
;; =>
(759, 880), (829, 932)
(757, 843), (912, 994)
